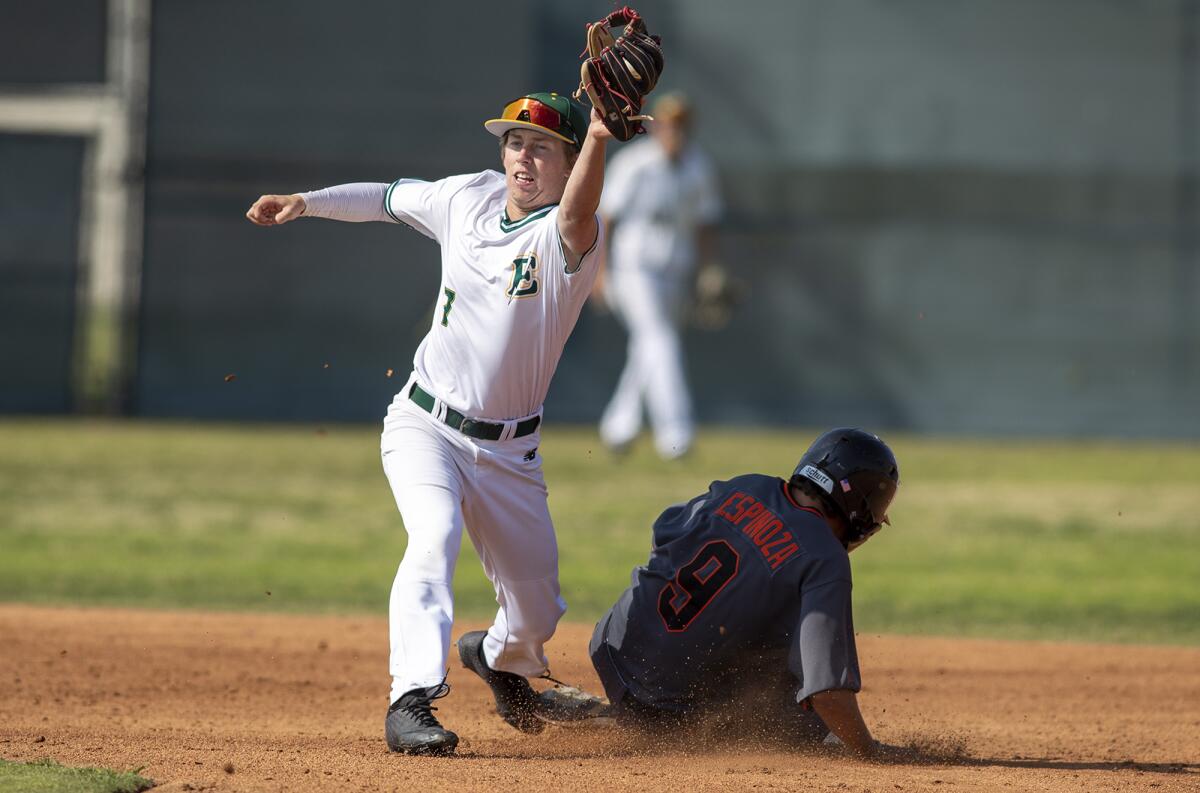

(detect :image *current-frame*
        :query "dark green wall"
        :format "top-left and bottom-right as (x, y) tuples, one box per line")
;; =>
(4, 0), (1197, 436)
(0, 135), (86, 413)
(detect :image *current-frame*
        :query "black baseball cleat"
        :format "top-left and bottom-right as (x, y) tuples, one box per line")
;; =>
(385, 683), (459, 755)
(457, 630), (545, 734)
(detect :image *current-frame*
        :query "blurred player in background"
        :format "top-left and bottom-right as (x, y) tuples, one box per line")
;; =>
(584, 428), (906, 759)
(594, 92), (723, 460)
(247, 92), (610, 756)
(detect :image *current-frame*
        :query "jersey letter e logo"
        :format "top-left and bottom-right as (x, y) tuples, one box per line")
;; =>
(507, 254), (539, 299)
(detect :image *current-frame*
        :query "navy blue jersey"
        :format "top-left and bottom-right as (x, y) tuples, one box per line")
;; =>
(590, 474), (861, 712)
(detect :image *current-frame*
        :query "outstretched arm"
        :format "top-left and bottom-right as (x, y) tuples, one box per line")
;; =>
(246, 183), (392, 226)
(558, 110), (613, 262)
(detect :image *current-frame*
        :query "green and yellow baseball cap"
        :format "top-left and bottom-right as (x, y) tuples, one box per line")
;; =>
(485, 92), (589, 150)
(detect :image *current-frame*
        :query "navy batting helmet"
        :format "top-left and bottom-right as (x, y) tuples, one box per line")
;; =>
(791, 428), (899, 551)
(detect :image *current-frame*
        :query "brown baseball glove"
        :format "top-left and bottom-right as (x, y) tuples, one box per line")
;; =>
(573, 6), (664, 141)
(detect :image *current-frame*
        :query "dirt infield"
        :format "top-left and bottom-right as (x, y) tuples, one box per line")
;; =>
(1, 606), (1197, 792)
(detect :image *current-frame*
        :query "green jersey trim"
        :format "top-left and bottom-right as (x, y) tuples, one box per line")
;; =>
(500, 204), (556, 233)
(560, 218), (601, 275)
(383, 180), (402, 223)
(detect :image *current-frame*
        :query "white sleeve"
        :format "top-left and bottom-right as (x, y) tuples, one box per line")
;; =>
(299, 183), (391, 223)
(564, 214), (605, 275)
(545, 209), (604, 277)
(384, 178), (456, 241)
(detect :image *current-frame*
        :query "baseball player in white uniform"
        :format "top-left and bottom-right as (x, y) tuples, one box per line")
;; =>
(246, 92), (610, 755)
(595, 93), (722, 460)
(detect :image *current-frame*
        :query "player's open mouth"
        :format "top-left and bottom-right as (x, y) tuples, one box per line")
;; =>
(514, 173), (535, 185)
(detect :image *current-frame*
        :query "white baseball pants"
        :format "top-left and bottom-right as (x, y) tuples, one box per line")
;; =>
(380, 386), (565, 703)
(600, 267), (694, 458)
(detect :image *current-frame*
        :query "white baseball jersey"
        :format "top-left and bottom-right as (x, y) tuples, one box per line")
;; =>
(600, 140), (721, 275)
(385, 170), (602, 420)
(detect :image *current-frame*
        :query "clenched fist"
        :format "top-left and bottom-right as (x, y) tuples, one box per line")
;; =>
(246, 194), (307, 226)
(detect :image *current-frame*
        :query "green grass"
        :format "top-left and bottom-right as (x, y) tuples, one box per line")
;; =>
(0, 759), (152, 793)
(1, 419), (1198, 644)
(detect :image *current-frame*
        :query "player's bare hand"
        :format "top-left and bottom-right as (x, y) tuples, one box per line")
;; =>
(820, 732), (916, 764)
(246, 194), (306, 226)
(587, 109), (615, 142)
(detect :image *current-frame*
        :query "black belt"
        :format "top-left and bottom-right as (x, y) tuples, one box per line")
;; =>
(408, 383), (540, 441)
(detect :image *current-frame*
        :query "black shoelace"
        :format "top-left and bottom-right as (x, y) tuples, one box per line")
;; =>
(537, 670), (569, 687)
(397, 681), (450, 728)
(401, 701), (442, 728)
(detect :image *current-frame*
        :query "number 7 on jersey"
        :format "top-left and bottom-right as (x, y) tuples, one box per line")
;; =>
(440, 287), (456, 326)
